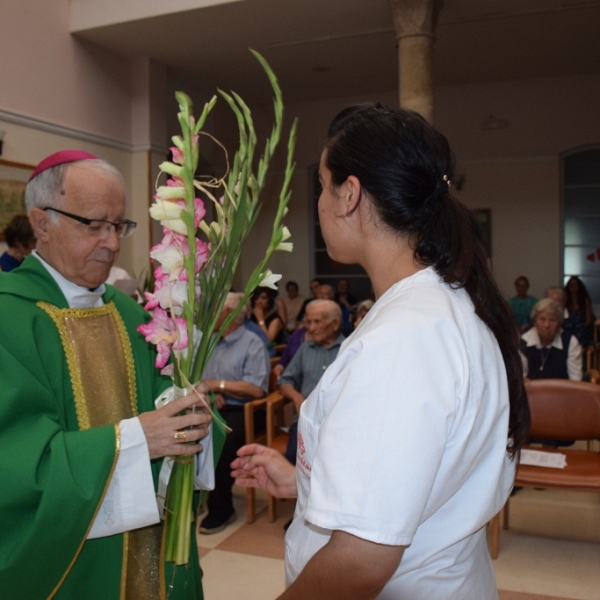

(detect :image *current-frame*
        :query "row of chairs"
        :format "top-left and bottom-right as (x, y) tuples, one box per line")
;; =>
(489, 378), (600, 558)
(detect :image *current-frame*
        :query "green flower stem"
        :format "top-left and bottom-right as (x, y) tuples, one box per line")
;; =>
(155, 50), (297, 568)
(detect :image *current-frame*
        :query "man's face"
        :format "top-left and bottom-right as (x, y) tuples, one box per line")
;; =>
(31, 163), (126, 289)
(515, 279), (528, 297)
(317, 285), (334, 300)
(305, 304), (339, 347)
(309, 280), (321, 297)
(287, 283), (298, 299)
(547, 290), (565, 307)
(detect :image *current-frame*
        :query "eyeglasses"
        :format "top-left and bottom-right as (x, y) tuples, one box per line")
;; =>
(43, 207), (137, 238)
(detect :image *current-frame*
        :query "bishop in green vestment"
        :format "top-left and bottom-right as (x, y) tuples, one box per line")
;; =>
(0, 151), (219, 599)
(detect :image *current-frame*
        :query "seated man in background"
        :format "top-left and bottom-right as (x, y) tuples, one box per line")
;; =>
(279, 300), (344, 464)
(544, 285), (587, 349)
(295, 277), (322, 325)
(317, 283), (335, 300)
(200, 292), (270, 533)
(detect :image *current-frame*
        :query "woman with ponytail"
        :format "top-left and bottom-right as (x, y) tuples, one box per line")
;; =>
(232, 104), (529, 600)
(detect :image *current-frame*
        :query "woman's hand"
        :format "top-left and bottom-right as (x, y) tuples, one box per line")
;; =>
(253, 305), (266, 322)
(231, 444), (297, 498)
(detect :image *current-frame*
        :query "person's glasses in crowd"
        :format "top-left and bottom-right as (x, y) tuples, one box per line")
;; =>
(43, 207), (137, 239)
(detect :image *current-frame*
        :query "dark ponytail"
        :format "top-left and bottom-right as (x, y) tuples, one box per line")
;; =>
(325, 104), (529, 457)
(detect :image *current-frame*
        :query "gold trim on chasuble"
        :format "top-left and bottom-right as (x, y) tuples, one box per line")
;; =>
(38, 301), (163, 600)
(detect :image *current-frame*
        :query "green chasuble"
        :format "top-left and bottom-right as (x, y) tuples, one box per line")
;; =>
(0, 255), (224, 599)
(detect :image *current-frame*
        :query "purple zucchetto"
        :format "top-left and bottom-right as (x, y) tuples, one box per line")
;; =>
(28, 150), (98, 182)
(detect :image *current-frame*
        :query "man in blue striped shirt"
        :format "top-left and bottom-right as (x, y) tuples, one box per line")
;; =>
(279, 300), (344, 463)
(200, 292), (270, 533)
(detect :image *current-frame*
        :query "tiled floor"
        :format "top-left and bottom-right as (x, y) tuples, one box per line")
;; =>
(198, 486), (600, 600)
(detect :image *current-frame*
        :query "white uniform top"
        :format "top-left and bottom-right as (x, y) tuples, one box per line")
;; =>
(285, 267), (515, 599)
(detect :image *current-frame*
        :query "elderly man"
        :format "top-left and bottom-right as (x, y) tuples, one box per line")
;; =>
(200, 292), (270, 533)
(279, 300), (344, 463)
(0, 151), (213, 599)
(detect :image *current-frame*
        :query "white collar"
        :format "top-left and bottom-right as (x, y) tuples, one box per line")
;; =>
(522, 327), (563, 350)
(32, 250), (106, 309)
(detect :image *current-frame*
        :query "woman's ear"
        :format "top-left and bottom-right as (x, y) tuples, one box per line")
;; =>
(343, 175), (362, 216)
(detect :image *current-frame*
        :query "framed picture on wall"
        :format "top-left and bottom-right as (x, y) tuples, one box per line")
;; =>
(0, 159), (35, 241)
(472, 208), (492, 259)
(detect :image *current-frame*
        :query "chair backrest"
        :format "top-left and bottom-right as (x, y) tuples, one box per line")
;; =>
(525, 379), (600, 440)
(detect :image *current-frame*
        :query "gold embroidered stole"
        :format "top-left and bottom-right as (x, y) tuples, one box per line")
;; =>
(39, 301), (163, 600)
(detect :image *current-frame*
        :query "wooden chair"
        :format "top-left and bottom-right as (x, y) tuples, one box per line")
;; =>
(243, 396), (268, 523)
(265, 391), (292, 521)
(244, 391), (293, 523)
(489, 379), (600, 558)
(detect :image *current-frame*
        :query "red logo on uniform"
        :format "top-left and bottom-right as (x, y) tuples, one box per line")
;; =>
(298, 432), (306, 456)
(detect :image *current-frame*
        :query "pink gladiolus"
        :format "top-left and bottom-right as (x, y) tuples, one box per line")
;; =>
(138, 307), (188, 369)
(196, 240), (209, 273)
(193, 198), (206, 227)
(167, 177), (185, 188)
(151, 231), (187, 281)
(144, 279), (188, 315)
(171, 147), (184, 165)
(154, 265), (166, 287)
(161, 364), (174, 377)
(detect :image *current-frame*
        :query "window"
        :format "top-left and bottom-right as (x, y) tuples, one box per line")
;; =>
(561, 148), (600, 306)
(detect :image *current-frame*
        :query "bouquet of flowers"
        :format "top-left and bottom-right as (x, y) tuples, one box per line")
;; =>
(138, 50), (297, 565)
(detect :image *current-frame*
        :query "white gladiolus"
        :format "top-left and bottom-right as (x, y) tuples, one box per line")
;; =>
(154, 280), (188, 315)
(150, 243), (185, 280)
(259, 270), (282, 289)
(149, 200), (187, 235)
(276, 242), (293, 252)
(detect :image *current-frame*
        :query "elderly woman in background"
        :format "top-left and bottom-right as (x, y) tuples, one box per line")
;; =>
(0, 214), (36, 272)
(521, 298), (582, 380)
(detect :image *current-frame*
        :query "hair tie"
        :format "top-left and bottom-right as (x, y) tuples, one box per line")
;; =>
(424, 178), (450, 209)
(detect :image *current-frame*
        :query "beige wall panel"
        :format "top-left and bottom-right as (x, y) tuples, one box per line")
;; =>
(1, 0), (131, 143)
(456, 158), (560, 300)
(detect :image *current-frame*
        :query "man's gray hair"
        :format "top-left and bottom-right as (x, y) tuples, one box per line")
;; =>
(544, 286), (566, 305)
(306, 299), (342, 326)
(318, 284), (334, 300)
(25, 159), (126, 221)
(224, 292), (247, 326)
(531, 298), (564, 324)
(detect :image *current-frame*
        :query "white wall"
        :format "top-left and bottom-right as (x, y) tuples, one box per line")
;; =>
(236, 74), (600, 301)
(2, 1), (600, 302)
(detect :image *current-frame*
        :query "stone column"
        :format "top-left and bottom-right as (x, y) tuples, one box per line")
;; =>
(389, 0), (443, 123)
